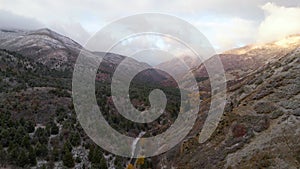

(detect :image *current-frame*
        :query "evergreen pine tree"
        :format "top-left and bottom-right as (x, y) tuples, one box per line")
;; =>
(0, 145), (7, 167)
(63, 150), (75, 168)
(100, 156), (107, 169)
(17, 148), (28, 167)
(28, 146), (37, 166)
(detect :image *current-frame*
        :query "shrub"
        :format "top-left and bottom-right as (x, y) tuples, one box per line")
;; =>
(232, 124), (247, 138)
(254, 101), (276, 114)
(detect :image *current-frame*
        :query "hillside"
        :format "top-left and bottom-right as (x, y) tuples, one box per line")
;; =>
(194, 35), (300, 81)
(0, 28), (168, 84)
(156, 35), (300, 84)
(0, 28), (181, 168)
(0, 28), (299, 169)
(0, 28), (82, 70)
(156, 42), (300, 169)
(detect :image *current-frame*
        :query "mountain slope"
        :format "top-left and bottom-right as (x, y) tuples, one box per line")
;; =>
(0, 28), (82, 70)
(0, 28), (169, 84)
(0, 28), (180, 168)
(158, 44), (300, 169)
(156, 55), (201, 78)
(1, 28), (299, 169)
(194, 35), (300, 81)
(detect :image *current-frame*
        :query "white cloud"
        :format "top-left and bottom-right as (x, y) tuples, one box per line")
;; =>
(258, 2), (300, 42)
(0, 0), (300, 54)
(194, 18), (257, 52)
(200, 2), (300, 52)
(3, 0), (297, 23)
(0, 10), (44, 30)
(49, 21), (90, 45)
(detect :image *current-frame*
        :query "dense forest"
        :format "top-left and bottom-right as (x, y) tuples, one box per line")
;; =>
(0, 49), (180, 168)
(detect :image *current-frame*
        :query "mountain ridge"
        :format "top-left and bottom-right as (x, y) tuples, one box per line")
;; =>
(0, 28), (169, 84)
(155, 40), (300, 169)
(0, 27), (299, 169)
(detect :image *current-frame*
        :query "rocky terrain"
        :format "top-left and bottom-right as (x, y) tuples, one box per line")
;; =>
(0, 28), (299, 169)
(155, 37), (300, 169)
(194, 35), (300, 81)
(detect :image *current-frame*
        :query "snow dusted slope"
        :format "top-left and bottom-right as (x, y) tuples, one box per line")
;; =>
(0, 28), (82, 70)
(0, 28), (169, 84)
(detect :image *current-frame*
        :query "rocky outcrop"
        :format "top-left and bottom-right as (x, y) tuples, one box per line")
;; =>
(159, 39), (300, 169)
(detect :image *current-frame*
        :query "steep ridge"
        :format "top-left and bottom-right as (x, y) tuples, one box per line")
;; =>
(157, 44), (300, 168)
(92, 52), (169, 84)
(155, 35), (300, 89)
(194, 35), (300, 81)
(0, 28), (168, 84)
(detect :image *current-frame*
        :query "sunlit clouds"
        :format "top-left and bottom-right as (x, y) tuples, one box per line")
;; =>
(0, 0), (299, 54)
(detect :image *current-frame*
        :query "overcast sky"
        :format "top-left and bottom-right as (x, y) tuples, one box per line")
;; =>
(0, 0), (300, 54)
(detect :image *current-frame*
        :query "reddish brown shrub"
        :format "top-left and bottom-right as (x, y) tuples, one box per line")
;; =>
(232, 124), (247, 138)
